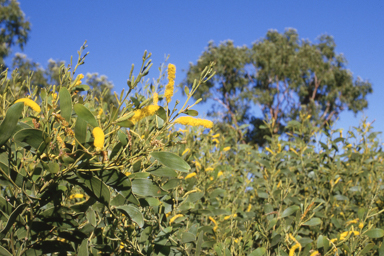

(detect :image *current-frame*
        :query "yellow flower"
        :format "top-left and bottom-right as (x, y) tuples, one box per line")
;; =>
(359, 222), (364, 229)
(164, 63), (176, 103)
(223, 213), (237, 220)
(125, 172), (131, 177)
(169, 214), (183, 224)
(75, 74), (84, 86)
(120, 242), (124, 249)
(217, 171), (223, 177)
(52, 93), (58, 100)
(194, 160), (201, 170)
(185, 172), (196, 180)
(212, 139), (219, 144)
(205, 167), (214, 172)
(330, 238), (338, 243)
(174, 116), (213, 129)
(345, 218), (359, 226)
(69, 194), (84, 200)
(289, 243), (301, 256)
(289, 147), (298, 154)
(334, 177), (341, 185)
(209, 177), (214, 181)
(340, 231), (359, 240)
(182, 148), (190, 155)
(212, 133), (220, 138)
(223, 147), (231, 152)
(209, 216), (217, 226)
(130, 105), (160, 124)
(165, 212), (171, 218)
(265, 147), (275, 155)
(15, 98), (41, 112)
(309, 251), (320, 256)
(153, 92), (159, 106)
(92, 127), (105, 151)
(213, 226), (218, 232)
(246, 204), (252, 212)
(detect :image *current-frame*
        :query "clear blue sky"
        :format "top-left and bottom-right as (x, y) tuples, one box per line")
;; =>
(8, 1), (384, 137)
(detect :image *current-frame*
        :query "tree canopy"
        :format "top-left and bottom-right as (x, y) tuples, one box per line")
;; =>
(181, 29), (372, 145)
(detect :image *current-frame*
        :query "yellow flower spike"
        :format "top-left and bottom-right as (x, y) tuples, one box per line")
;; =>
(153, 92), (159, 106)
(15, 98), (41, 112)
(165, 63), (176, 103)
(359, 222), (364, 229)
(69, 194), (85, 200)
(208, 216), (217, 226)
(223, 147), (231, 152)
(130, 105), (160, 124)
(174, 116), (213, 129)
(92, 127), (105, 151)
(75, 73), (84, 86)
(194, 160), (201, 170)
(289, 243), (301, 256)
(217, 171), (224, 177)
(124, 172), (131, 177)
(205, 167), (214, 172)
(289, 147), (298, 155)
(265, 147), (275, 155)
(212, 139), (219, 144)
(246, 204), (252, 212)
(209, 177), (214, 181)
(212, 133), (220, 138)
(52, 93), (58, 100)
(213, 226), (218, 232)
(182, 148), (190, 155)
(185, 172), (196, 180)
(345, 218), (359, 226)
(223, 213), (237, 220)
(277, 180), (282, 188)
(169, 214), (183, 224)
(120, 242), (124, 249)
(334, 177), (341, 185)
(309, 251), (320, 256)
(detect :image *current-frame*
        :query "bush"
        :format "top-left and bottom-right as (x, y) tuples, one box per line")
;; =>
(0, 44), (383, 255)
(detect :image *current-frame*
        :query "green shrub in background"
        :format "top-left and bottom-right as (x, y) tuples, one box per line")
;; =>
(0, 43), (383, 256)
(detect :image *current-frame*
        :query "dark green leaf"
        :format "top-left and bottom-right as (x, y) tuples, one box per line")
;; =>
(149, 167), (178, 178)
(74, 103), (98, 127)
(59, 87), (72, 123)
(77, 239), (89, 256)
(0, 204), (26, 239)
(281, 205), (300, 218)
(132, 179), (168, 197)
(181, 232), (196, 243)
(303, 218), (322, 226)
(75, 117), (87, 144)
(184, 109), (198, 116)
(14, 128), (50, 153)
(150, 152), (190, 172)
(116, 205), (144, 228)
(0, 102), (23, 147)
(249, 247), (266, 256)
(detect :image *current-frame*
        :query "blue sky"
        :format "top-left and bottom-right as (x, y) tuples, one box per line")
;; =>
(8, 1), (384, 137)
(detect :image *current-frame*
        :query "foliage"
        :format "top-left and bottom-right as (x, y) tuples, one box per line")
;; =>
(181, 29), (372, 146)
(0, 43), (383, 256)
(0, 0), (30, 67)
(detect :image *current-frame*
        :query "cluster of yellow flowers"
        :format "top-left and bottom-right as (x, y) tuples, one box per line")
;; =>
(92, 127), (105, 151)
(130, 105), (160, 124)
(174, 116), (213, 129)
(164, 63), (176, 103)
(15, 98), (41, 113)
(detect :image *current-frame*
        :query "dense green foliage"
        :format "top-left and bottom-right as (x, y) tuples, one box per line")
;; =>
(182, 29), (372, 146)
(0, 46), (383, 255)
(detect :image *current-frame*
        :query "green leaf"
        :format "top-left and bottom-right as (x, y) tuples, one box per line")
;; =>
(303, 218), (322, 226)
(116, 120), (134, 128)
(47, 162), (60, 174)
(156, 106), (167, 121)
(181, 232), (196, 243)
(0, 245), (12, 256)
(118, 130), (128, 146)
(316, 235), (329, 252)
(132, 179), (168, 197)
(0, 204), (26, 239)
(184, 109), (198, 116)
(59, 87), (72, 123)
(150, 152), (190, 172)
(365, 228), (384, 238)
(81, 175), (110, 206)
(149, 167), (178, 178)
(249, 247), (266, 256)
(75, 117), (87, 144)
(116, 205), (144, 228)
(72, 84), (90, 92)
(162, 179), (182, 190)
(74, 103), (98, 127)
(77, 239), (89, 256)
(0, 102), (23, 147)
(359, 243), (375, 255)
(281, 205), (300, 218)
(14, 128), (50, 153)
(195, 231), (204, 256)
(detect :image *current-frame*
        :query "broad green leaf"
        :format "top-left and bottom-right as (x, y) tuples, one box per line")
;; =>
(132, 179), (168, 197)
(359, 243), (375, 255)
(59, 87), (72, 122)
(303, 218), (322, 226)
(77, 239), (89, 256)
(0, 245), (12, 256)
(82, 175), (110, 206)
(75, 117), (87, 144)
(149, 167), (178, 178)
(116, 205), (144, 228)
(0, 102), (23, 147)
(184, 192), (204, 203)
(116, 120), (134, 128)
(150, 152), (190, 172)
(195, 231), (203, 256)
(181, 232), (196, 243)
(365, 228), (384, 238)
(162, 179), (182, 190)
(14, 128), (50, 153)
(156, 106), (167, 121)
(281, 205), (300, 218)
(249, 247), (266, 256)
(184, 109), (198, 116)
(118, 130), (128, 146)
(47, 162), (60, 174)
(0, 204), (26, 239)
(74, 103), (98, 127)
(317, 235), (329, 252)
